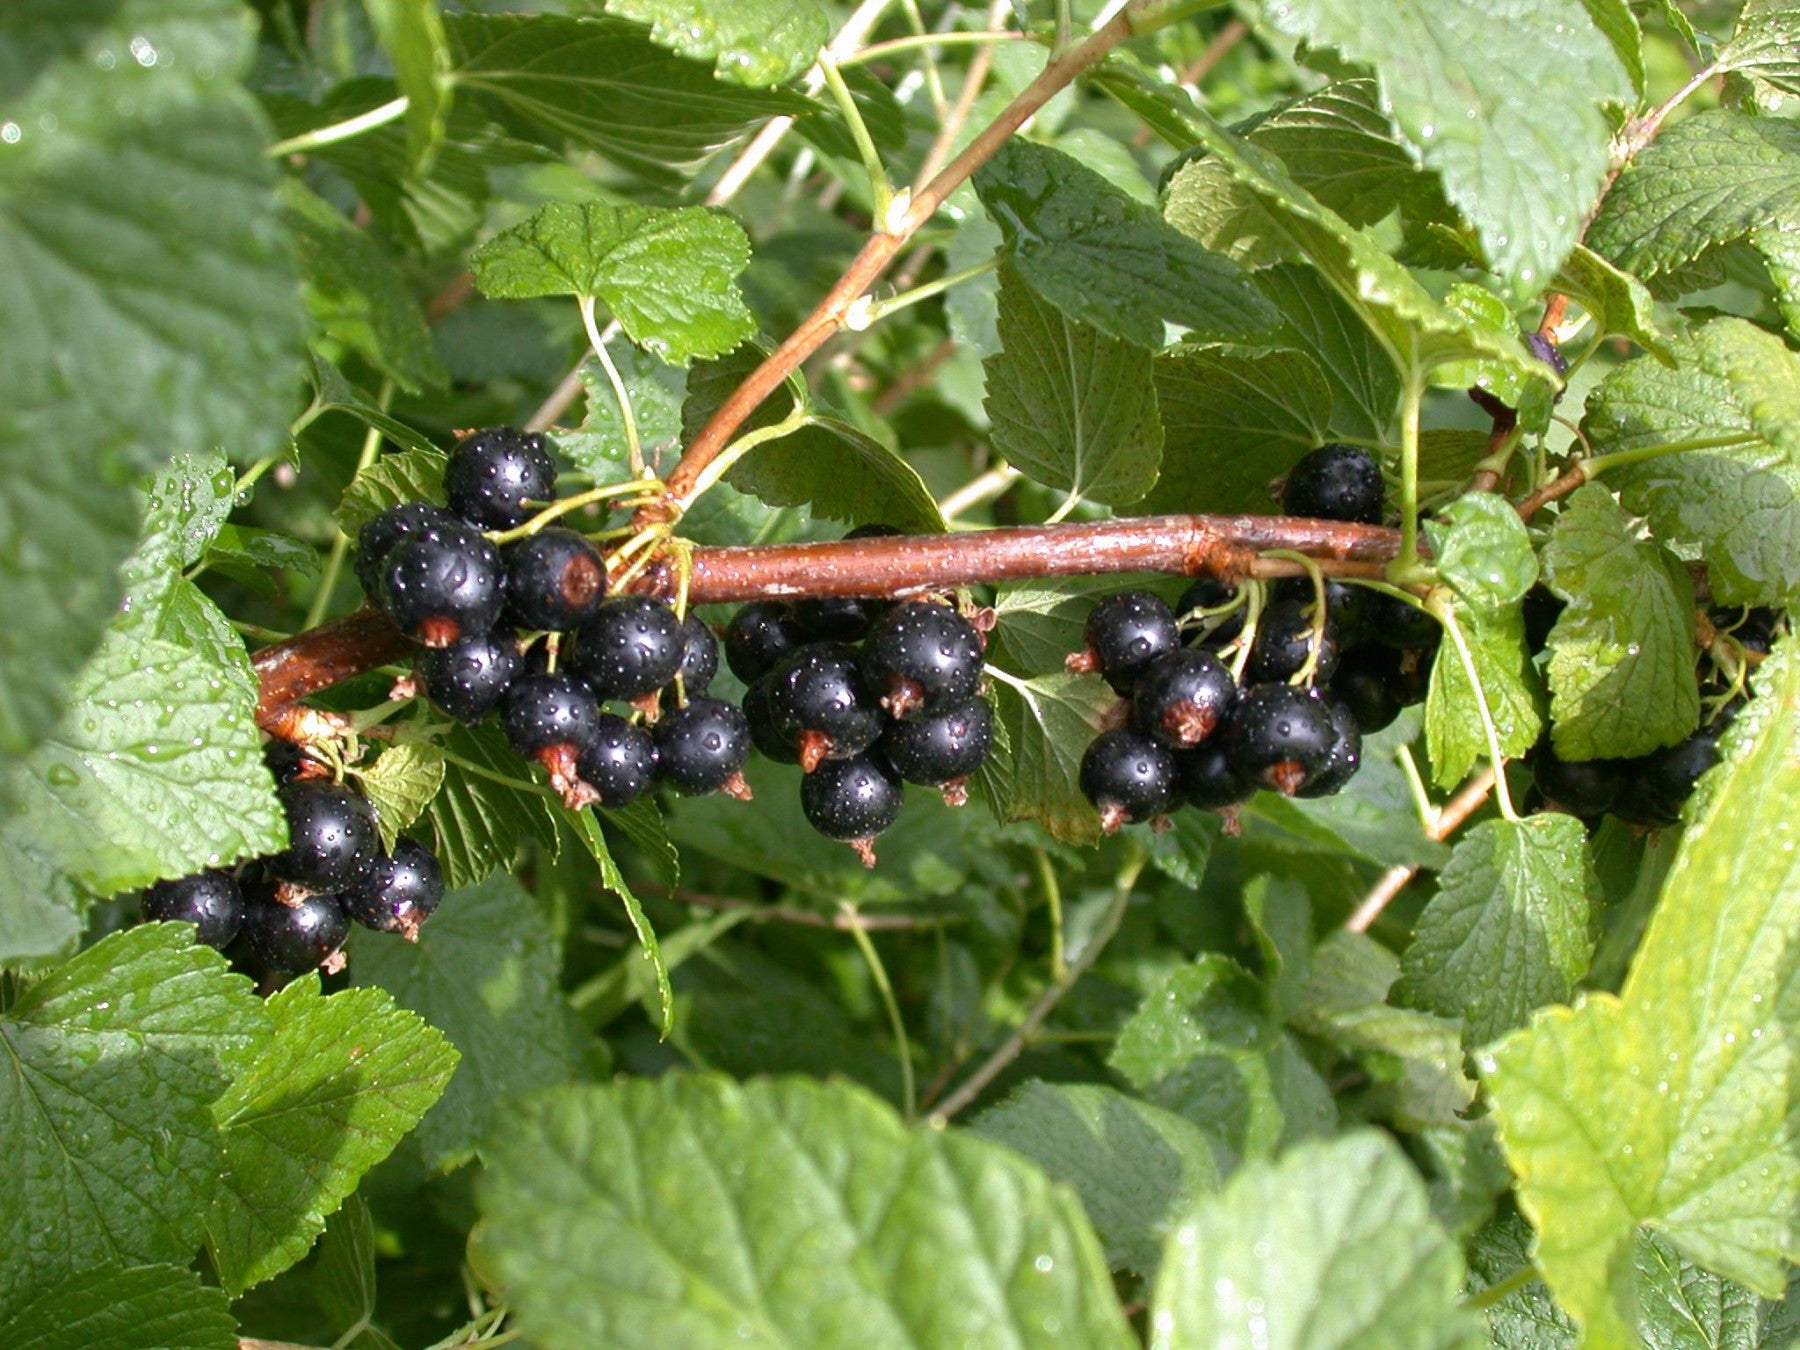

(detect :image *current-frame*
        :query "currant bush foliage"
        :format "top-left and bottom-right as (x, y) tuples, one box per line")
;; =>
(7, 0), (1800, 1346)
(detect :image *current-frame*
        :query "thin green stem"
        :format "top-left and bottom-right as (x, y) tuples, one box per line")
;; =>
(841, 29), (1027, 66)
(852, 255), (999, 327)
(1462, 1264), (1540, 1311)
(840, 903), (917, 1120)
(1396, 744), (1436, 834)
(1261, 550), (1327, 686)
(485, 478), (664, 546)
(1044, 490), (1084, 524)
(267, 95), (409, 157)
(1397, 369), (1426, 572)
(1431, 595), (1519, 821)
(436, 750), (560, 801)
(678, 406), (812, 509)
(579, 295), (643, 478)
(894, 0), (948, 113)
(306, 381), (391, 630)
(818, 51), (894, 226)
(233, 453), (282, 499)
(1034, 848), (1067, 980)
(1584, 432), (1757, 476)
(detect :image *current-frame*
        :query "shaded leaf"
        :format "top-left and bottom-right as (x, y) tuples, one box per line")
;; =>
(1423, 599), (1543, 788)
(975, 671), (1115, 847)
(364, 0), (454, 170)
(350, 742), (446, 852)
(0, 1263), (236, 1350)
(604, 0), (827, 86)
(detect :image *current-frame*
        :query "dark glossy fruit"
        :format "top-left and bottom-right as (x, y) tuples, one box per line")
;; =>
(576, 714), (660, 808)
(793, 596), (880, 643)
(571, 596), (684, 700)
(1613, 725), (1723, 827)
(1293, 697), (1362, 798)
(1364, 589), (1440, 650)
(415, 633), (522, 723)
(861, 601), (984, 717)
(1523, 587), (1565, 655)
(1248, 598), (1341, 686)
(1529, 741), (1619, 819)
(1081, 592), (1181, 694)
(262, 739), (319, 786)
(1274, 576), (1368, 646)
(244, 887), (350, 974)
(675, 614), (720, 692)
(1281, 444), (1384, 524)
(1176, 740), (1252, 812)
(1131, 650), (1238, 748)
(768, 643), (883, 769)
(724, 601), (803, 684)
(1331, 646), (1403, 734)
(743, 677), (799, 764)
(1390, 645), (1435, 706)
(801, 754), (904, 841)
(503, 528), (608, 631)
(142, 870), (244, 949)
(379, 528), (505, 648)
(879, 698), (993, 785)
(501, 673), (602, 756)
(341, 838), (444, 937)
(355, 502), (461, 596)
(1224, 684), (1336, 796)
(444, 427), (556, 529)
(1079, 728), (1178, 831)
(1176, 577), (1246, 650)
(655, 696), (751, 795)
(271, 781), (380, 891)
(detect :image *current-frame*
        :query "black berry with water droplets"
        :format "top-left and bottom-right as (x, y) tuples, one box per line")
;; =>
(1079, 728), (1178, 832)
(1078, 592), (1180, 694)
(1177, 576), (1246, 651)
(143, 870), (245, 949)
(1365, 590), (1439, 650)
(1248, 598), (1341, 685)
(880, 697), (992, 786)
(263, 739), (319, 786)
(341, 838), (444, 939)
(1294, 697), (1361, 798)
(1274, 576), (1368, 647)
(1526, 331), (1570, 380)
(415, 633), (522, 723)
(861, 601), (984, 718)
(576, 714), (660, 808)
(793, 596), (879, 643)
(503, 528), (607, 631)
(743, 677), (799, 764)
(1177, 740), (1252, 812)
(1281, 444), (1384, 524)
(501, 673), (601, 756)
(1131, 650), (1238, 748)
(379, 528), (505, 648)
(801, 754), (904, 843)
(1523, 587), (1565, 655)
(1529, 741), (1618, 819)
(244, 885), (350, 974)
(1225, 684), (1336, 796)
(355, 502), (461, 596)
(768, 642), (883, 769)
(656, 696), (751, 795)
(271, 781), (381, 891)
(724, 601), (803, 684)
(675, 614), (719, 692)
(445, 427), (556, 529)
(1331, 646), (1403, 734)
(1613, 724), (1723, 827)
(571, 596), (684, 700)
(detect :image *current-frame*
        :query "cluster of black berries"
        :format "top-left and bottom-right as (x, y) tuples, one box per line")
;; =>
(1071, 445), (1437, 831)
(143, 746), (443, 977)
(355, 428), (750, 815)
(726, 536), (993, 865)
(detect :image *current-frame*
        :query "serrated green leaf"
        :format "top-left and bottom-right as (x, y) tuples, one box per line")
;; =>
(1244, 874), (1312, 1023)
(335, 447), (449, 540)
(1149, 1131), (1481, 1350)
(0, 0), (302, 759)
(117, 452), (240, 646)
(551, 349), (687, 481)
(983, 265), (1162, 508)
(0, 1263), (237, 1350)
(1395, 814), (1600, 1046)
(204, 974), (458, 1295)
(1582, 0), (1646, 95)
(470, 201), (753, 365)
(975, 670), (1115, 846)
(363, 0), (453, 171)
(1542, 484), (1698, 760)
(421, 724), (560, 889)
(604, 0), (826, 86)
(1483, 639), (1800, 1345)
(0, 926), (270, 1308)
(569, 807), (671, 1034)
(989, 577), (1127, 677)
(1427, 492), (1540, 612)
(1551, 244), (1671, 360)
(725, 417), (948, 532)
(303, 354), (441, 461)
(1424, 599), (1543, 788)
(351, 742), (446, 852)
(1255, 0), (1629, 297)
(1754, 224), (1800, 341)
(1720, 0), (1800, 93)
(310, 1197), (391, 1350)
(972, 1080), (1222, 1278)
(478, 1075), (1135, 1350)
(1255, 262), (1401, 442)
(351, 874), (575, 1169)
(973, 140), (1279, 350)
(207, 526), (321, 581)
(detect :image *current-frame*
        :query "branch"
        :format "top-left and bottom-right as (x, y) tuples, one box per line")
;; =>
(1343, 766), (1496, 934)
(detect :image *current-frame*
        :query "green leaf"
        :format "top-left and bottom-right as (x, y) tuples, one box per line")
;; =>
(972, 140), (1279, 350)
(1753, 224), (1800, 342)
(1254, 0), (1630, 297)
(363, 0), (454, 170)
(1581, 316), (1800, 606)
(478, 1075), (1135, 1350)
(1395, 814), (1600, 1046)
(1140, 345), (1333, 514)
(117, 452), (240, 642)
(1149, 1131), (1481, 1350)
(448, 13), (808, 182)
(279, 179), (448, 394)
(552, 349), (687, 481)
(1255, 262), (1401, 443)
(421, 724), (560, 889)
(982, 265), (1162, 509)
(336, 448), (448, 539)
(1541, 484), (1699, 760)
(972, 1080), (1221, 1279)
(0, 1263), (236, 1350)
(204, 974), (458, 1296)
(0, 926), (270, 1309)
(351, 874), (576, 1169)
(1589, 111), (1800, 280)
(975, 671), (1115, 846)
(1423, 599), (1543, 788)
(1581, 0), (1646, 95)
(0, 0), (302, 758)
(1426, 492), (1540, 613)
(1720, 0), (1800, 92)
(1483, 639), (1800, 1344)
(1550, 244), (1671, 360)
(310, 1197), (390, 1350)
(604, 0), (827, 86)
(569, 807), (672, 1035)
(724, 417), (948, 533)
(350, 742), (446, 852)
(988, 577), (1125, 677)
(303, 354), (441, 461)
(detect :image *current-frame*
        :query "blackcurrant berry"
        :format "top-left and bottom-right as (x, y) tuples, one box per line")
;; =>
(1176, 577), (1246, 650)
(355, 502), (460, 597)
(341, 838), (444, 939)
(503, 528), (608, 632)
(379, 527), (505, 648)
(502, 673), (602, 757)
(655, 696), (752, 796)
(570, 596), (684, 701)
(1529, 741), (1619, 819)
(1076, 592), (1180, 694)
(1331, 646), (1403, 734)
(1079, 728), (1178, 832)
(1523, 587), (1565, 655)
(768, 642), (883, 770)
(793, 596), (879, 643)
(1613, 724), (1723, 827)
(576, 713), (660, 809)
(1713, 605), (1780, 657)
(263, 739), (321, 786)
(445, 427), (556, 529)
(1364, 590), (1439, 650)
(1293, 697), (1362, 798)
(743, 677), (799, 764)
(244, 885), (351, 975)
(675, 614), (720, 693)
(1273, 576), (1368, 647)
(879, 697), (993, 790)
(801, 754), (904, 857)
(1131, 650), (1238, 748)
(1176, 740), (1252, 812)
(271, 781), (381, 891)
(860, 601), (984, 717)
(1225, 684), (1336, 796)
(142, 870), (244, 949)
(723, 601), (803, 684)
(1281, 444), (1384, 524)
(1248, 598), (1341, 686)
(415, 633), (522, 723)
